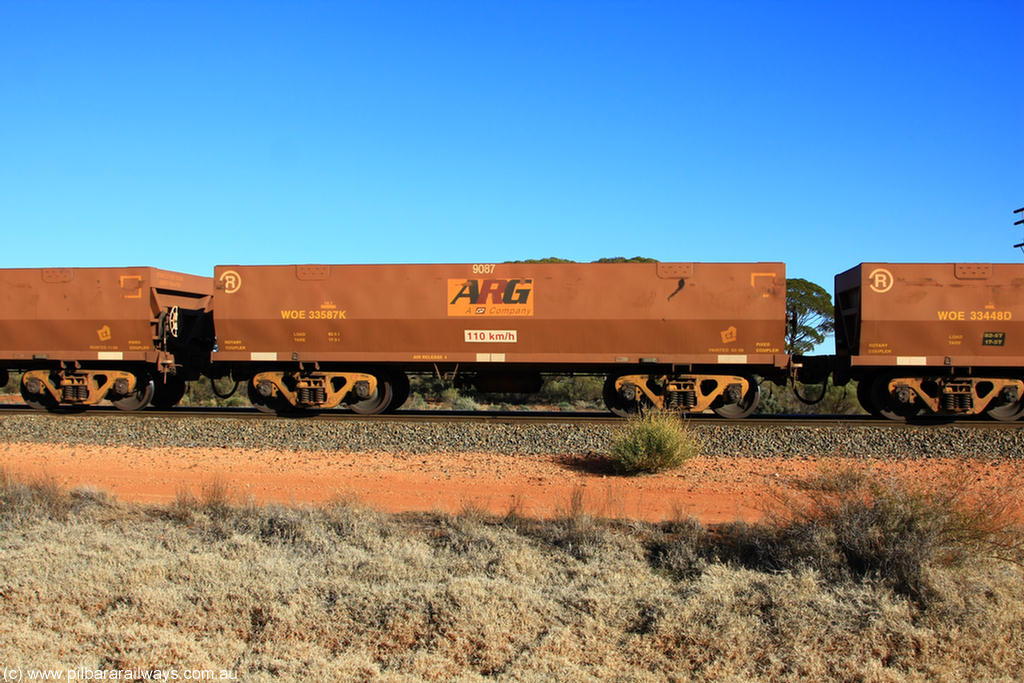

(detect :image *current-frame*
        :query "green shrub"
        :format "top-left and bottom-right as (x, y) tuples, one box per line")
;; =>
(539, 375), (604, 405)
(607, 410), (702, 474)
(451, 394), (480, 411)
(439, 387), (461, 405)
(754, 378), (866, 415)
(402, 394), (429, 410)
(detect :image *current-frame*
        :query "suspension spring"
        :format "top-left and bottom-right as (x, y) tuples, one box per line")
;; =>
(956, 392), (973, 412)
(941, 389), (974, 412)
(297, 386), (326, 405)
(62, 384), (88, 402)
(666, 390), (697, 410)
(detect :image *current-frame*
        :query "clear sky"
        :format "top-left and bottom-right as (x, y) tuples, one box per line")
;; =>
(1, 0), (1021, 298)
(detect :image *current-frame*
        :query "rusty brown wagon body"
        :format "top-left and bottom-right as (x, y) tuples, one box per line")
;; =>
(0, 267), (213, 410)
(211, 262), (788, 416)
(834, 263), (1024, 420)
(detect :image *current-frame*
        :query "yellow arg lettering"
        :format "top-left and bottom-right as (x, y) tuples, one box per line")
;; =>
(280, 309), (347, 320)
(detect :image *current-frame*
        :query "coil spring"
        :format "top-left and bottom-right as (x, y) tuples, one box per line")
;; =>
(940, 391), (973, 412)
(62, 385), (88, 402)
(666, 390), (697, 411)
(297, 386), (327, 405)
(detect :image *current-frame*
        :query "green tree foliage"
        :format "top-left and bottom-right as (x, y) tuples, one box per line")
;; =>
(786, 278), (834, 354)
(592, 256), (658, 263)
(506, 257), (578, 263)
(508, 257), (658, 263)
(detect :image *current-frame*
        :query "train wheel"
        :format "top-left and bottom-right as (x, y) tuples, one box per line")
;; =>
(350, 374), (394, 415)
(603, 375), (645, 417)
(384, 371), (410, 413)
(986, 397), (1024, 422)
(871, 375), (920, 420)
(856, 377), (882, 417)
(247, 380), (292, 414)
(711, 378), (760, 419)
(20, 380), (59, 412)
(151, 375), (187, 410)
(113, 377), (156, 411)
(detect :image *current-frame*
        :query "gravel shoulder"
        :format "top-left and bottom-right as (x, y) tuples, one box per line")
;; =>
(1, 412), (1023, 457)
(2, 413), (1021, 523)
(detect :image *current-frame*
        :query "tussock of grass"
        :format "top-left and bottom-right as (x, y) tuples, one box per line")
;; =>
(702, 466), (1024, 605)
(0, 468), (72, 523)
(607, 410), (702, 474)
(1, 470), (1023, 681)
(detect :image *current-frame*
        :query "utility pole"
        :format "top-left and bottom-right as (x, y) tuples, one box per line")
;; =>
(1015, 207), (1024, 253)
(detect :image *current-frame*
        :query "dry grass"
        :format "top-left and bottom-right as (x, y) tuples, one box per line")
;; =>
(754, 465), (1024, 603)
(0, 467), (72, 522)
(0, 470), (1022, 681)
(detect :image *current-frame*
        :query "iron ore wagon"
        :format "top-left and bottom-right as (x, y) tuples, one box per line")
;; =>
(209, 261), (789, 416)
(0, 267), (213, 410)
(833, 262), (1024, 420)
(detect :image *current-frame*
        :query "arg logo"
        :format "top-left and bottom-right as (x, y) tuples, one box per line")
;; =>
(447, 279), (534, 317)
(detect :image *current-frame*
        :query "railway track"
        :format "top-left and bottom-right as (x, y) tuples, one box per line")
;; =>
(0, 402), (1020, 429)
(1, 403), (1021, 461)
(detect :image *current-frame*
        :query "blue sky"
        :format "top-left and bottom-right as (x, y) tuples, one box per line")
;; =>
(1, 0), (1021, 298)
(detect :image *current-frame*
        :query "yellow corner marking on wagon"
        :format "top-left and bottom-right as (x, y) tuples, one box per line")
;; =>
(749, 272), (778, 298)
(120, 275), (143, 298)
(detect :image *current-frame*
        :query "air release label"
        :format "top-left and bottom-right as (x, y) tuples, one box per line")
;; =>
(464, 330), (518, 343)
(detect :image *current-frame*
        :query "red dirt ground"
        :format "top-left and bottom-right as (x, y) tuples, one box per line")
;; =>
(1, 442), (1020, 523)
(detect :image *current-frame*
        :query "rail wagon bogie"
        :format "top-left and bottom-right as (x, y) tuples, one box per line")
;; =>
(833, 262), (1024, 420)
(210, 262), (789, 417)
(0, 267), (214, 411)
